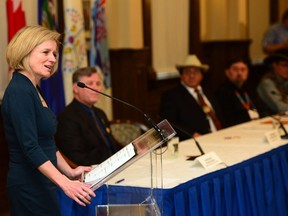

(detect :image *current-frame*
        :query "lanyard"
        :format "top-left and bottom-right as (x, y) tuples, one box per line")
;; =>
(235, 91), (250, 110)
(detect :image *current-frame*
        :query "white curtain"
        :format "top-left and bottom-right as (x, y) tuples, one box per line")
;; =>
(151, 0), (189, 79)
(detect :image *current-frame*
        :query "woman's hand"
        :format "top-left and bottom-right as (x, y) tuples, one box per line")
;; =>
(38, 160), (96, 206)
(61, 175), (96, 206)
(56, 151), (93, 180)
(70, 166), (93, 180)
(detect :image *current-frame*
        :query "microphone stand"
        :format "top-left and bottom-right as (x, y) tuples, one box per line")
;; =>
(77, 82), (165, 140)
(271, 115), (288, 139)
(187, 137), (205, 160)
(157, 116), (205, 160)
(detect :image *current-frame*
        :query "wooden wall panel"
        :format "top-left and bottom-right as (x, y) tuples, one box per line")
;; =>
(147, 77), (179, 121)
(201, 40), (252, 92)
(110, 48), (151, 124)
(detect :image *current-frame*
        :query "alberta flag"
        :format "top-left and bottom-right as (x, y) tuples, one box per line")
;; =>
(38, 0), (66, 116)
(90, 0), (111, 88)
(62, 0), (88, 104)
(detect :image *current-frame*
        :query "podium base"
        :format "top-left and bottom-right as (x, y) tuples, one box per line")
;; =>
(96, 203), (161, 216)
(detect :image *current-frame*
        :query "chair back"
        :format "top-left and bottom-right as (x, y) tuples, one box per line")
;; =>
(110, 119), (148, 146)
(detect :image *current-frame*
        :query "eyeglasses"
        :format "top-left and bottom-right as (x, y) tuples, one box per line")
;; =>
(182, 68), (202, 76)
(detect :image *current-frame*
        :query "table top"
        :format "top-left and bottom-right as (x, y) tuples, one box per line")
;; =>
(107, 116), (288, 189)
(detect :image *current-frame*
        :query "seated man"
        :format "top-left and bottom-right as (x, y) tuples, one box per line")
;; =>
(55, 67), (121, 166)
(216, 57), (259, 128)
(257, 49), (288, 114)
(160, 55), (222, 141)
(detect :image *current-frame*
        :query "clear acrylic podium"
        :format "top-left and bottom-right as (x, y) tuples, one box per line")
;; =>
(96, 203), (160, 216)
(83, 119), (176, 216)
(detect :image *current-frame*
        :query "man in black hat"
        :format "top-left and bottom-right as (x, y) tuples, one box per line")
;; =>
(216, 57), (259, 128)
(257, 49), (288, 114)
(160, 55), (222, 141)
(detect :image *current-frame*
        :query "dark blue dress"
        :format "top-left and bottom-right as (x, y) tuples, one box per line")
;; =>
(1, 72), (60, 216)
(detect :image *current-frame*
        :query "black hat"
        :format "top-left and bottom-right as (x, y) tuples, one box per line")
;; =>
(264, 49), (288, 64)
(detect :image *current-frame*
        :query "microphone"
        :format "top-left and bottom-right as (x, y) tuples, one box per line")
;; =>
(270, 115), (288, 139)
(157, 115), (205, 160)
(187, 137), (205, 160)
(77, 82), (164, 139)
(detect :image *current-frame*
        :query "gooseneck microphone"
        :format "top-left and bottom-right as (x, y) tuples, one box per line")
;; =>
(170, 123), (205, 160)
(157, 115), (205, 160)
(270, 115), (288, 139)
(77, 82), (164, 139)
(188, 137), (205, 160)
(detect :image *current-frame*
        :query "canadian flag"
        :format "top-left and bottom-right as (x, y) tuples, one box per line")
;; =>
(6, 0), (26, 42)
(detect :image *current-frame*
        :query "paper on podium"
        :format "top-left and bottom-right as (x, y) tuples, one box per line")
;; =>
(83, 119), (176, 191)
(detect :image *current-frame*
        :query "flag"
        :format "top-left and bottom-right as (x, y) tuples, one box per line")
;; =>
(38, 0), (57, 28)
(90, 0), (111, 88)
(62, 0), (88, 104)
(6, 0), (26, 42)
(38, 0), (66, 116)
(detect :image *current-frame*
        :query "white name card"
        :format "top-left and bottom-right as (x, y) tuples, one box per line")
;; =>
(265, 129), (281, 145)
(195, 151), (223, 169)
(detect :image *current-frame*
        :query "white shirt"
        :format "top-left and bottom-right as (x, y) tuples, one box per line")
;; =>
(182, 82), (217, 132)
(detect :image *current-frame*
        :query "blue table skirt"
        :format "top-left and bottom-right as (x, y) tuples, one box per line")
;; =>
(58, 144), (288, 216)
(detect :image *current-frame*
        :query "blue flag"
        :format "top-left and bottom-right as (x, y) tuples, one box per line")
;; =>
(90, 0), (111, 88)
(38, 0), (66, 116)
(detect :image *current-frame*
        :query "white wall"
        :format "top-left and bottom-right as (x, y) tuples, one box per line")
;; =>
(248, 0), (270, 63)
(200, 0), (270, 62)
(106, 0), (143, 48)
(201, 0), (248, 40)
(108, 0), (189, 80)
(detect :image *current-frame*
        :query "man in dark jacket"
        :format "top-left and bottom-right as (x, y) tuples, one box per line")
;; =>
(160, 55), (223, 141)
(216, 57), (259, 128)
(56, 67), (121, 166)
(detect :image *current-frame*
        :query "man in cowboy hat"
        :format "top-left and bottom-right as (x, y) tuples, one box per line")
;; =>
(160, 54), (223, 141)
(257, 49), (288, 114)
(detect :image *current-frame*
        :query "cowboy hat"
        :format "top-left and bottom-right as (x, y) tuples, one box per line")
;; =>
(176, 55), (209, 72)
(264, 49), (288, 64)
